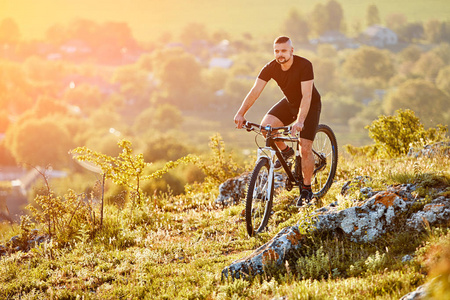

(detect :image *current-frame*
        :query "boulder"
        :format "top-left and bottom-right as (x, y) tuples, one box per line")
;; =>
(215, 173), (250, 207)
(222, 226), (308, 280)
(215, 172), (287, 207)
(407, 196), (450, 231)
(222, 183), (449, 279)
(408, 141), (450, 158)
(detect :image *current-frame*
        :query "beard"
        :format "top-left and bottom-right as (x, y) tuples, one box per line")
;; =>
(276, 54), (292, 65)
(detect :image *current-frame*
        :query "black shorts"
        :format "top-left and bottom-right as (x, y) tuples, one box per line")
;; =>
(267, 98), (321, 141)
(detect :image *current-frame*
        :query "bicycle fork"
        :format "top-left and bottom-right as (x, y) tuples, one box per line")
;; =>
(256, 147), (276, 196)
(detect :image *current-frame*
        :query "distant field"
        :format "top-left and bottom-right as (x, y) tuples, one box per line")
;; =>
(2, 0), (450, 42)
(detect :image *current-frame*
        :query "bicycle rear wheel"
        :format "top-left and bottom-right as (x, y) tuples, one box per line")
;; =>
(312, 124), (338, 198)
(245, 157), (274, 237)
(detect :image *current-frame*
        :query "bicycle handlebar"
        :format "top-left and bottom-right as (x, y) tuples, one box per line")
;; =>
(242, 121), (298, 141)
(243, 121), (292, 133)
(244, 121), (290, 131)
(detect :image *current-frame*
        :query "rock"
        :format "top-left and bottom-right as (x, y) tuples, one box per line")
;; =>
(314, 189), (414, 243)
(215, 173), (250, 207)
(402, 255), (413, 263)
(222, 226), (308, 279)
(215, 172), (287, 207)
(408, 141), (450, 158)
(1, 229), (49, 255)
(341, 176), (373, 196)
(399, 277), (438, 300)
(222, 183), (449, 279)
(407, 196), (450, 231)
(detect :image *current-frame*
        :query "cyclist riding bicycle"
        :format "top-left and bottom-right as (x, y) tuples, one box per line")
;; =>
(234, 36), (322, 206)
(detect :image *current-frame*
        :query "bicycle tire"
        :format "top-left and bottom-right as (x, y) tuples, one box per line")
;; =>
(245, 157), (274, 237)
(311, 124), (338, 198)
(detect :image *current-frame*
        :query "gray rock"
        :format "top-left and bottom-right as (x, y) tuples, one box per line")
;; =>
(402, 255), (413, 263)
(222, 184), (447, 279)
(215, 172), (287, 207)
(215, 173), (250, 207)
(407, 196), (450, 231)
(408, 141), (450, 158)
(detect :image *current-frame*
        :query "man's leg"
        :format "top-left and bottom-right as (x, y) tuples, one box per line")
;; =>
(300, 138), (314, 185)
(261, 114), (287, 150)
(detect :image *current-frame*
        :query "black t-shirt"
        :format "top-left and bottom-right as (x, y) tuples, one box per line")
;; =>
(258, 55), (321, 109)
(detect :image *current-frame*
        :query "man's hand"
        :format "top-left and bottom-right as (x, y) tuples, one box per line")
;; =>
(291, 121), (304, 136)
(234, 113), (246, 129)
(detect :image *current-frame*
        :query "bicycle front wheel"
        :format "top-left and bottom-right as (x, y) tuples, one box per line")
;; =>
(245, 157), (274, 237)
(312, 124), (338, 199)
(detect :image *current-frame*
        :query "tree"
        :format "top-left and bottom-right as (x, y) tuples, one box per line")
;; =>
(396, 45), (422, 76)
(67, 19), (98, 47)
(436, 66), (450, 96)
(0, 109), (10, 133)
(366, 4), (380, 27)
(321, 93), (362, 125)
(325, 0), (344, 32)
(383, 79), (449, 127)
(386, 13), (407, 32)
(281, 9), (309, 43)
(310, 3), (329, 36)
(317, 44), (338, 58)
(312, 58), (337, 93)
(349, 99), (383, 133)
(45, 23), (66, 46)
(0, 18), (20, 44)
(156, 52), (201, 92)
(398, 45), (422, 63)
(424, 20), (447, 43)
(310, 0), (345, 35)
(98, 21), (137, 50)
(151, 48), (202, 108)
(7, 117), (73, 168)
(133, 104), (183, 134)
(63, 84), (104, 113)
(396, 22), (423, 42)
(342, 46), (395, 81)
(33, 97), (68, 117)
(179, 23), (209, 46)
(143, 133), (190, 163)
(412, 52), (446, 81)
(112, 64), (153, 111)
(431, 43), (450, 64)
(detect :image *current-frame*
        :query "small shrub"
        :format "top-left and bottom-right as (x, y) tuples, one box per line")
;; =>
(187, 133), (242, 194)
(347, 109), (448, 158)
(295, 246), (330, 280)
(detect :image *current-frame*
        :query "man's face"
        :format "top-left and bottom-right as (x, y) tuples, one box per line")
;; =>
(274, 42), (293, 65)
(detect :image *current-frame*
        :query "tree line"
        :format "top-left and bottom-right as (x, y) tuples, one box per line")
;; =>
(0, 1), (449, 196)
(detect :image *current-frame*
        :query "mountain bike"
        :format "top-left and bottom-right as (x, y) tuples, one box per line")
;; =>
(242, 121), (338, 237)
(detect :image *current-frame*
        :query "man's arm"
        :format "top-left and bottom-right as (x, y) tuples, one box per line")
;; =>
(292, 79), (314, 135)
(234, 78), (268, 128)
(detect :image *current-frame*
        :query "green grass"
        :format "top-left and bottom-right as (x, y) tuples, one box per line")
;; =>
(0, 150), (449, 299)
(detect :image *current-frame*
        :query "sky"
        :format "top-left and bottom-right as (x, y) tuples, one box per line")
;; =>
(1, 0), (450, 42)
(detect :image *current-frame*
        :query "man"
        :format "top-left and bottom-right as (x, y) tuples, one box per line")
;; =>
(234, 36), (321, 206)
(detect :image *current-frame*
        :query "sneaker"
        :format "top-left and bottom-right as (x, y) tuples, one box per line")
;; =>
(274, 147), (295, 170)
(296, 189), (313, 207)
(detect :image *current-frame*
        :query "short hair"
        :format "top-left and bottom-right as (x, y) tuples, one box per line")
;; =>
(274, 36), (291, 45)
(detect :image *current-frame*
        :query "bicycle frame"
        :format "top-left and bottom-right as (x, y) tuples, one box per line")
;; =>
(247, 122), (302, 188)
(243, 121), (338, 236)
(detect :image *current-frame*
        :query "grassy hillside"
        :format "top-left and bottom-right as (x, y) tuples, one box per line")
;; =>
(2, 0), (450, 41)
(0, 142), (449, 299)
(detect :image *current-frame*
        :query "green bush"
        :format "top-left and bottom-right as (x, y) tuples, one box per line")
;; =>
(349, 109), (448, 158)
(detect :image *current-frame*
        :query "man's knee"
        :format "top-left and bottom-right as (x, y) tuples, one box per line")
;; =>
(262, 114), (284, 127)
